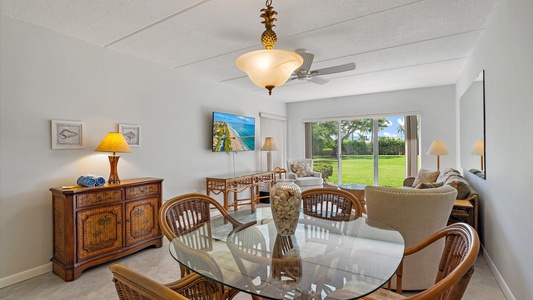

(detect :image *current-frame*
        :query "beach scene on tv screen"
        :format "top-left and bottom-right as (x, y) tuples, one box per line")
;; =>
(213, 112), (255, 152)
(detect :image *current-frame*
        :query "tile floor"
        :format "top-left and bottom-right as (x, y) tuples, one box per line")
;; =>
(0, 237), (507, 300)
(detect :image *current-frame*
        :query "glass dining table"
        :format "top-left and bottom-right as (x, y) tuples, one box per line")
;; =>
(169, 206), (404, 300)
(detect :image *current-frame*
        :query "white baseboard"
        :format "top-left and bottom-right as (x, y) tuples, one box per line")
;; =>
(482, 246), (515, 300)
(0, 263), (52, 289)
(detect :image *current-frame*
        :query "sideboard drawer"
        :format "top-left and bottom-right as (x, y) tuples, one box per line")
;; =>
(125, 184), (160, 200)
(76, 190), (122, 208)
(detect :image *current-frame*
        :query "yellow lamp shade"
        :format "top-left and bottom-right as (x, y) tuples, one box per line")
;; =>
(95, 132), (131, 154)
(236, 49), (303, 95)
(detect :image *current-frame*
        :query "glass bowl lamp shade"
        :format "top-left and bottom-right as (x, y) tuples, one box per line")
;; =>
(95, 132), (131, 184)
(236, 49), (303, 95)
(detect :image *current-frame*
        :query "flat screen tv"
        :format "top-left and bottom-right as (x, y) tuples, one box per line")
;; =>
(212, 112), (255, 152)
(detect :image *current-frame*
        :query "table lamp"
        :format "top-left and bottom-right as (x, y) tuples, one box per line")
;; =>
(427, 140), (448, 171)
(261, 137), (277, 172)
(95, 132), (131, 184)
(470, 139), (484, 171)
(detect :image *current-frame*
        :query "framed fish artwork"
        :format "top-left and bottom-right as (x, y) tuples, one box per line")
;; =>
(118, 124), (141, 148)
(50, 120), (84, 149)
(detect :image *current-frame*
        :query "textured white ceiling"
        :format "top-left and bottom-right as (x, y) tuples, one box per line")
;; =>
(0, 0), (499, 102)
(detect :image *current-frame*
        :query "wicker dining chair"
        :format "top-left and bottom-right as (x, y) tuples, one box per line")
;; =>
(301, 188), (363, 221)
(300, 188), (364, 293)
(159, 193), (243, 300)
(325, 223), (480, 300)
(110, 263), (224, 300)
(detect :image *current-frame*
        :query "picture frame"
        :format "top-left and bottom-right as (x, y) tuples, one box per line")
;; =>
(118, 124), (141, 147)
(51, 120), (84, 149)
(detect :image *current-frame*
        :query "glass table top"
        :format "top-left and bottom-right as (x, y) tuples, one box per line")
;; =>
(169, 206), (404, 300)
(338, 184), (368, 191)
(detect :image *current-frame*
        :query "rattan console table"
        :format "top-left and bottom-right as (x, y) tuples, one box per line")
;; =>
(206, 171), (274, 212)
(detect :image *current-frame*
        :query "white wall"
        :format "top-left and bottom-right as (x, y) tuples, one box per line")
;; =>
(456, 0), (533, 299)
(286, 85), (457, 171)
(0, 15), (285, 284)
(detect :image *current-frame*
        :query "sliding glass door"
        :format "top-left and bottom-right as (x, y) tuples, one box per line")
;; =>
(340, 118), (375, 185)
(308, 115), (417, 187)
(377, 116), (406, 187)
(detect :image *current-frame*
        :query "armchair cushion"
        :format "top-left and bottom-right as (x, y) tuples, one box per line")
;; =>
(290, 161), (314, 177)
(287, 159), (324, 190)
(415, 182), (444, 189)
(436, 168), (461, 183)
(411, 169), (440, 187)
(444, 176), (471, 199)
(294, 176), (323, 187)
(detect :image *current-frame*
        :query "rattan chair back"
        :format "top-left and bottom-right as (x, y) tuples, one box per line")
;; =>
(159, 193), (241, 241)
(110, 263), (224, 300)
(302, 188), (363, 221)
(158, 193), (242, 300)
(273, 167), (287, 183)
(401, 222), (480, 299)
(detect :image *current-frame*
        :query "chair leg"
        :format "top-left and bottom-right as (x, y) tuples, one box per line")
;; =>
(396, 260), (404, 294)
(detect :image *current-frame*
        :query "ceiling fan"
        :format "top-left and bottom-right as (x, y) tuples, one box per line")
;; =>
(289, 49), (356, 85)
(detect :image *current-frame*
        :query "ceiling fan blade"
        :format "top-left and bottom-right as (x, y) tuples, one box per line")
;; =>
(310, 62), (356, 76)
(308, 76), (329, 85)
(294, 49), (314, 74)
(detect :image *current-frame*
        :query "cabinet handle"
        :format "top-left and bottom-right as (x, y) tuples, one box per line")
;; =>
(117, 221), (122, 224)
(97, 196), (103, 202)
(126, 219), (130, 222)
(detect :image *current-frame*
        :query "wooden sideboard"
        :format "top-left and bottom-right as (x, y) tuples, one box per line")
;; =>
(206, 171), (274, 212)
(50, 178), (163, 281)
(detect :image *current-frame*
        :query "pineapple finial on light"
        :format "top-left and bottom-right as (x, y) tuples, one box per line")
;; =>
(260, 0), (278, 49)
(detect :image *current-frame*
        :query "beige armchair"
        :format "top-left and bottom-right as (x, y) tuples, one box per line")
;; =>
(365, 185), (457, 291)
(286, 159), (324, 191)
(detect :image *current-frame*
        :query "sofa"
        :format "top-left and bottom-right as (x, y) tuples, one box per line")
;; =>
(403, 168), (478, 231)
(286, 159), (324, 191)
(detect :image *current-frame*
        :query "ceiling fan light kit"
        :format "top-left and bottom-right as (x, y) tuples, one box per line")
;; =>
(236, 0), (303, 95)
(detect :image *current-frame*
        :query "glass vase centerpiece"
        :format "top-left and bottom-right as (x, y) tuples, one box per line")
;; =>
(270, 179), (301, 235)
(272, 234), (302, 282)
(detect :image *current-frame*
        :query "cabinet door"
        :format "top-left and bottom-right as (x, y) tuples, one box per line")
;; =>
(125, 197), (159, 246)
(77, 204), (123, 262)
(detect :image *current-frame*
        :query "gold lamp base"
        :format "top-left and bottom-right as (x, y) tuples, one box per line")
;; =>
(107, 155), (121, 184)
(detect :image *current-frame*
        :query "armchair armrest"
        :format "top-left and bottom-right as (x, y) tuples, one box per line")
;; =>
(311, 171), (322, 178)
(287, 172), (297, 180)
(403, 177), (415, 187)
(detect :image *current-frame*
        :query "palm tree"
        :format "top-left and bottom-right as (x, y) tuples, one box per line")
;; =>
(397, 122), (405, 139)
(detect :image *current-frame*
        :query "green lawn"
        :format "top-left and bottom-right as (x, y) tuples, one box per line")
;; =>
(314, 155), (406, 188)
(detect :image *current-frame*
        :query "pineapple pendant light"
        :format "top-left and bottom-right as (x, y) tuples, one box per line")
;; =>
(236, 0), (303, 95)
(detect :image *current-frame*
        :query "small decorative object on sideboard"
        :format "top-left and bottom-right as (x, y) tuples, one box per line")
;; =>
(76, 174), (106, 187)
(270, 179), (301, 235)
(50, 178), (163, 281)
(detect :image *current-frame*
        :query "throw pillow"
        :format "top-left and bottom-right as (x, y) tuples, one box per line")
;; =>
(437, 168), (463, 183)
(445, 176), (471, 199)
(291, 162), (313, 177)
(412, 169), (440, 187)
(415, 182), (444, 189)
